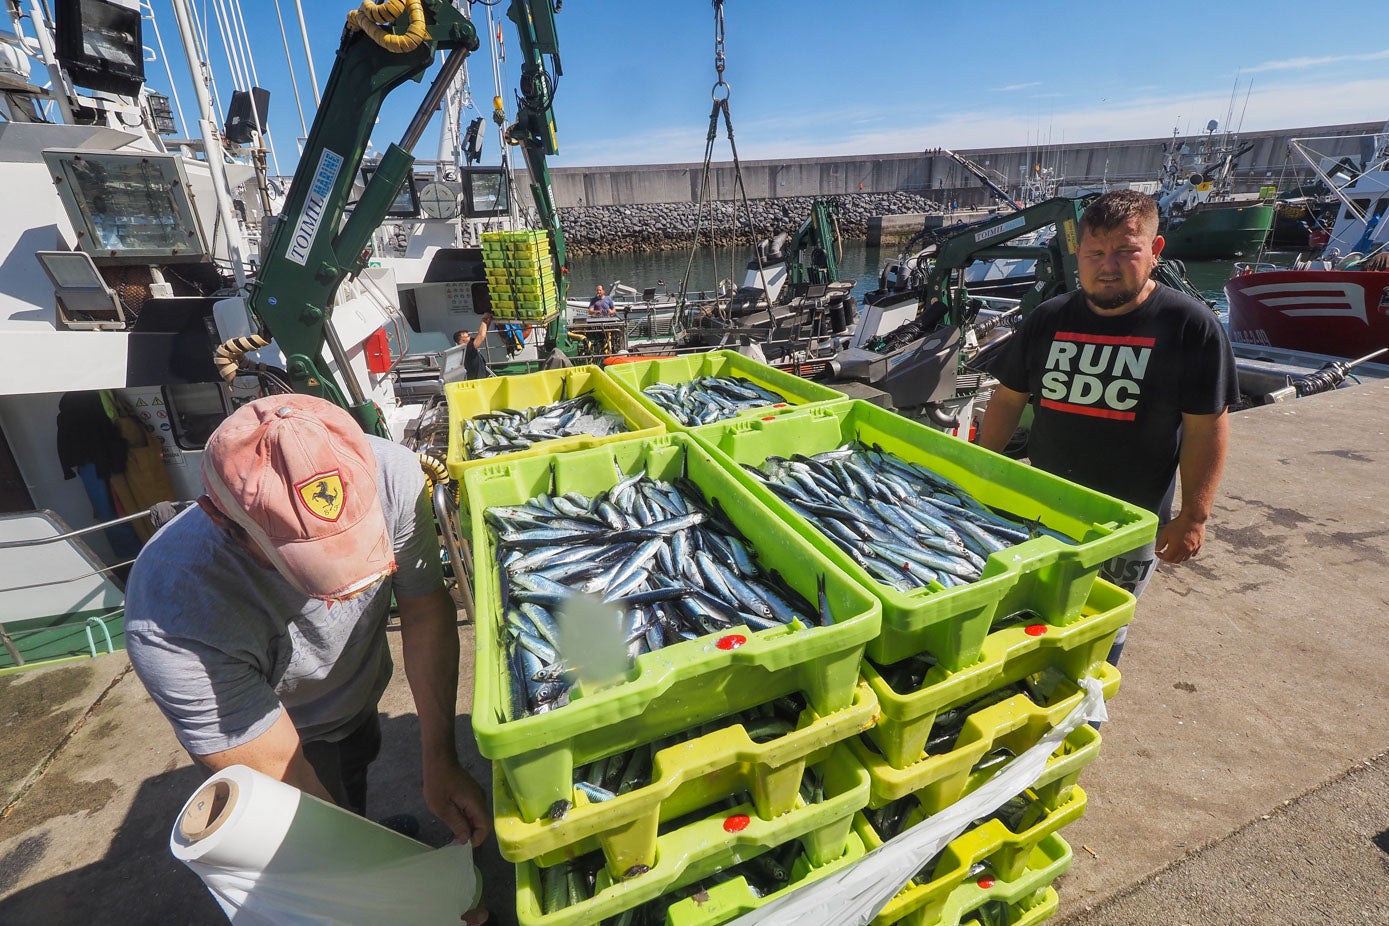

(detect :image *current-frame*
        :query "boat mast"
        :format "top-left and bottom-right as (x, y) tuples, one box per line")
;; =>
(18, 0), (75, 124)
(168, 0), (249, 289)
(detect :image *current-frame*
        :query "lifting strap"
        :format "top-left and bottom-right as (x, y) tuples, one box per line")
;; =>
(677, 0), (769, 327)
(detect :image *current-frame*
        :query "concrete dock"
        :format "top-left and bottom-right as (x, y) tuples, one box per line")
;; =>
(3, 381), (1388, 925)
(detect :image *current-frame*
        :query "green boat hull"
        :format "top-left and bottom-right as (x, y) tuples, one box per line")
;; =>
(1161, 202), (1274, 260)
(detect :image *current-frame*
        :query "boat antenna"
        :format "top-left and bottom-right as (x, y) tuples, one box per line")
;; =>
(292, 0), (322, 106)
(269, 0), (310, 143)
(1236, 79), (1253, 135)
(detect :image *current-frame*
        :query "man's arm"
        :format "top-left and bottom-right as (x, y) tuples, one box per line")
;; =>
(976, 385), (1030, 453)
(470, 313), (492, 348)
(195, 710), (335, 803)
(397, 585), (491, 847)
(1155, 410), (1229, 564)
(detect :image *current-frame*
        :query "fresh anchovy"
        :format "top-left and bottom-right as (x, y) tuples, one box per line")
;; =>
(743, 442), (1073, 593)
(490, 474), (825, 720)
(642, 375), (791, 426)
(463, 393), (627, 459)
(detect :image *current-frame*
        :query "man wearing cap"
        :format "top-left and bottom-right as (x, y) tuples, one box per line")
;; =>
(126, 396), (490, 866)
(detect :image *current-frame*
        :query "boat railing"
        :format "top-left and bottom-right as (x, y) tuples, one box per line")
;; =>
(0, 504), (188, 670)
(1231, 261), (1281, 276)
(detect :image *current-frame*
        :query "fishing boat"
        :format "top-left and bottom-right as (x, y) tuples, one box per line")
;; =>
(0, 0), (416, 669)
(1226, 125), (1389, 362)
(1156, 121), (1275, 260)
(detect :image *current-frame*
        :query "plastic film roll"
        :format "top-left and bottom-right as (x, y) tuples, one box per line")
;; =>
(171, 764), (480, 925)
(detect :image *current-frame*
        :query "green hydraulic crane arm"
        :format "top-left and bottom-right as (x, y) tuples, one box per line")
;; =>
(505, 0), (569, 347)
(786, 199), (842, 288)
(248, 1), (478, 434)
(922, 196), (1088, 323)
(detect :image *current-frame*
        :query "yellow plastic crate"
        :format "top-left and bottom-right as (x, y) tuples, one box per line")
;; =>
(850, 669), (1115, 810)
(493, 682), (878, 873)
(444, 366), (664, 481)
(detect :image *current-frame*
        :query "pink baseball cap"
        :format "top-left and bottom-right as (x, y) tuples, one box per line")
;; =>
(201, 394), (396, 601)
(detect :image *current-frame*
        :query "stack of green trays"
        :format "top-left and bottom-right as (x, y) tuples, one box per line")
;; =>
(859, 826), (1074, 926)
(660, 830), (870, 926)
(482, 229), (560, 320)
(492, 682), (878, 878)
(513, 745), (870, 925)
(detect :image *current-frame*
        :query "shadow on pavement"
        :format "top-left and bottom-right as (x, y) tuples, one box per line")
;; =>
(0, 711), (517, 926)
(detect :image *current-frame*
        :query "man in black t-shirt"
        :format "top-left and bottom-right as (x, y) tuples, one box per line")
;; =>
(978, 190), (1239, 664)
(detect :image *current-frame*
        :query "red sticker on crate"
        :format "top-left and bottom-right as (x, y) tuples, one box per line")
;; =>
(977, 877), (996, 889)
(772, 403), (788, 408)
(723, 814), (750, 833)
(1024, 624), (1048, 636)
(716, 634), (747, 650)
(762, 416), (776, 421)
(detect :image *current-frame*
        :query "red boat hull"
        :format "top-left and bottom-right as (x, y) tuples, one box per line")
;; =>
(1224, 269), (1389, 359)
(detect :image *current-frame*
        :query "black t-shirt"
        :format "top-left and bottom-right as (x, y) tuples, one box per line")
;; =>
(988, 283), (1239, 514)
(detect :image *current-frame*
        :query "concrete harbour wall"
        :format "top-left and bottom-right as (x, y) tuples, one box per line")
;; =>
(528, 122), (1381, 255)
(533, 122), (1379, 208)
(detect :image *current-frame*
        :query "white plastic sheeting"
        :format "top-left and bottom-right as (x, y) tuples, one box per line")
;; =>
(728, 676), (1109, 926)
(171, 764), (480, 925)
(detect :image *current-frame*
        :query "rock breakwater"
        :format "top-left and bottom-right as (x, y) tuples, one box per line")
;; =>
(558, 192), (946, 257)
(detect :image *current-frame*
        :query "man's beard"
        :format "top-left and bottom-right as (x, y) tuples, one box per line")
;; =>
(1082, 283), (1143, 310)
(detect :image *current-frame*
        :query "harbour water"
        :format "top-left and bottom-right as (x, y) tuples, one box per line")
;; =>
(567, 240), (1307, 315)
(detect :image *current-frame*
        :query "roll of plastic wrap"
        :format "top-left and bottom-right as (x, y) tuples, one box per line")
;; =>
(171, 764), (480, 925)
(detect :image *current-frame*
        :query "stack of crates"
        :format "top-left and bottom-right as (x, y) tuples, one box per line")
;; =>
(464, 430), (884, 926)
(687, 396), (1159, 926)
(481, 229), (560, 321)
(462, 355), (1159, 925)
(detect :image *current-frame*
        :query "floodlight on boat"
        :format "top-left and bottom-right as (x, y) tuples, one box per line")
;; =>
(53, 0), (145, 96)
(36, 250), (126, 330)
(43, 149), (209, 263)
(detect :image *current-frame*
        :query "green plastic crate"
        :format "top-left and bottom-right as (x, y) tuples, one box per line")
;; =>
(604, 349), (847, 432)
(694, 400), (1158, 668)
(863, 828), (1071, 926)
(494, 682), (878, 873)
(864, 783), (1085, 890)
(515, 744), (870, 926)
(483, 229), (547, 243)
(662, 830), (869, 926)
(444, 366), (664, 482)
(851, 669), (1115, 810)
(863, 579), (1131, 768)
(466, 434), (882, 821)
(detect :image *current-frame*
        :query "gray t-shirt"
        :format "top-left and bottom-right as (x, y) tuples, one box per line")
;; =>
(126, 437), (444, 755)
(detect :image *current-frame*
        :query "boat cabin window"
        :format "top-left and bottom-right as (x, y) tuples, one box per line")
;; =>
(1344, 199), (1373, 222)
(163, 384), (232, 450)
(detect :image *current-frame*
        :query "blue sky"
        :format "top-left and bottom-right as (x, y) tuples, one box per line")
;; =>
(130, 0), (1387, 174)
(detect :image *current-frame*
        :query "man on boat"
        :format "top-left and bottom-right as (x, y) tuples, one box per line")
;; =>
(977, 189), (1239, 664)
(454, 310), (495, 379)
(125, 396), (491, 917)
(588, 283), (616, 317)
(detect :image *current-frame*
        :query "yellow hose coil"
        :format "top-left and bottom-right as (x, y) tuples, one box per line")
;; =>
(418, 452), (449, 489)
(213, 334), (271, 384)
(346, 0), (428, 54)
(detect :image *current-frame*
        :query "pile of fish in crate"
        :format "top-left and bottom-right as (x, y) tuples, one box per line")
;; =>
(454, 351), (1157, 926)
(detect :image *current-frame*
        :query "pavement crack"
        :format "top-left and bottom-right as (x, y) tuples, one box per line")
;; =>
(1, 664), (134, 821)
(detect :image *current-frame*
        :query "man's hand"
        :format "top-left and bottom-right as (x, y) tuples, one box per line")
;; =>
(1154, 511), (1206, 564)
(423, 758), (491, 847)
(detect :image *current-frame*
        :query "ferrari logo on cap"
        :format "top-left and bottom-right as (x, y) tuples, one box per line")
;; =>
(296, 471), (344, 522)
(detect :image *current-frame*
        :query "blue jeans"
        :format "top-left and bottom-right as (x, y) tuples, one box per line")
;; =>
(1098, 540), (1158, 666)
